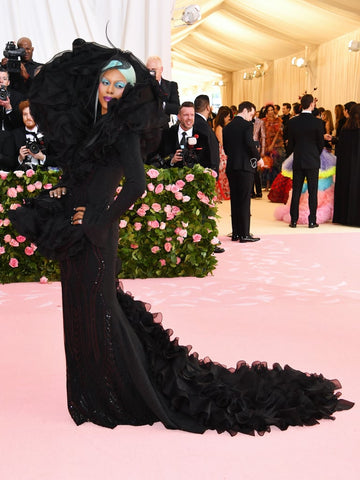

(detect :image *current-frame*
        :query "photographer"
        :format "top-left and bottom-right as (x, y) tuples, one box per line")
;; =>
(1, 37), (42, 95)
(0, 67), (23, 130)
(2, 100), (56, 171)
(159, 101), (210, 169)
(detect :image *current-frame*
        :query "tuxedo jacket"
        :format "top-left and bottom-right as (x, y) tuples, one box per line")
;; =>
(159, 78), (180, 116)
(159, 124), (209, 168)
(287, 112), (324, 170)
(223, 116), (259, 174)
(194, 113), (220, 173)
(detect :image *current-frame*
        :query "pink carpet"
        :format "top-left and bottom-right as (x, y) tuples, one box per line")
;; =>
(1, 232), (359, 480)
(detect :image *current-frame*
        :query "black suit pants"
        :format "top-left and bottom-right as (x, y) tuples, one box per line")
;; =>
(227, 169), (254, 237)
(290, 168), (319, 224)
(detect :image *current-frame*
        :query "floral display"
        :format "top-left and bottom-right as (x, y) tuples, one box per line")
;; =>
(0, 165), (219, 283)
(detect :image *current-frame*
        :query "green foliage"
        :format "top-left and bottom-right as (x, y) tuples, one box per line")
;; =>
(0, 165), (219, 284)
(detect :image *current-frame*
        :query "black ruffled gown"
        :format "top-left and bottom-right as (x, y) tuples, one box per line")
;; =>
(9, 41), (354, 436)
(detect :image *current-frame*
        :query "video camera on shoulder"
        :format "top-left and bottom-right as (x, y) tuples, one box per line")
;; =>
(3, 41), (25, 73)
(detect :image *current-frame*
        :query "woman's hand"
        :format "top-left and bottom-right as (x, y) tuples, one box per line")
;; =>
(49, 187), (67, 198)
(72, 206), (86, 225)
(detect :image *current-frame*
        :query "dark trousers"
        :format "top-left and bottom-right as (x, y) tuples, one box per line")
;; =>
(290, 168), (319, 224)
(252, 169), (262, 195)
(227, 169), (254, 237)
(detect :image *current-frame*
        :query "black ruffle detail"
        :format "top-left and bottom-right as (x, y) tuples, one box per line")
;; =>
(116, 283), (354, 436)
(29, 40), (167, 183)
(8, 191), (85, 261)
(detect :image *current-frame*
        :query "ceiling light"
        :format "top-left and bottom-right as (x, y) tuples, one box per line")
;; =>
(348, 40), (360, 52)
(181, 4), (201, 25)
(291, 56), (307, 68)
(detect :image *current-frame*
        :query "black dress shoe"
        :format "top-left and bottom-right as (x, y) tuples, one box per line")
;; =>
(239, 234), (260, 243)
(289, 222), (297, 228)
(231, 234), (240, 241)
(308, 222), (319, 228)
(214, 246), (225, 253)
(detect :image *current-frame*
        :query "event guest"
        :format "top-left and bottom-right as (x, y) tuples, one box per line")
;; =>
(281, 102), (292, 155)
(1, 37), (42, 95)
(213, 105), (231, 200)
(194, 94), (220, 175)
(9, 41), (353, 436)
(287, 94), (324, 228)
(332, 104), (347, 155)
(2, 100), (57, 171)
(146, 55), (180, 124)
(262, 104), (285, 189)
(223, 101), (263, 242)
(252, 115), (266, 198)
(321, 109), (334, 150)
(333, 103), (360, 227)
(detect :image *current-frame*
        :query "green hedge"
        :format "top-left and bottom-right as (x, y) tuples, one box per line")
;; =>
(0, 164), (219, 283)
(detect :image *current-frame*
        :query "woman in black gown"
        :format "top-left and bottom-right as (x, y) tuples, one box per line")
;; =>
(333, 103), (360, 227)
(9, 41), (353, 436)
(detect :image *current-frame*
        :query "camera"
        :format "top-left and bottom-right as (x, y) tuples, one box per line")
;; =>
(182, 136), (198, 168)
(149, 69), (156, 77)
(26, 133), (45, 155)
(0, 85), (8, 101)
(3, 41), (25, 73)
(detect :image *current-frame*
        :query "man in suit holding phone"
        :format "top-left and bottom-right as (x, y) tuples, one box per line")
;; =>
(223, 101), (263, 243)
(287, 94), (324, 228)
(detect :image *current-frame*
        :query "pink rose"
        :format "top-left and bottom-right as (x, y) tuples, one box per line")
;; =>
(40, 276), (48, 284)
(151, 246), (160, 254)
(151, 203), (161, 212)
(3, 218), (10, 226)
(147, 182), (155, 191)
(0, 220), (3, 227)
(116, 186), (122, 194)
(177, 236), (184, 244)
(9, 203), (21, 210)
(164, 205), (172, 213)
(148, 220), (160, 229)
(165, 185), (172, 191)
(0, 172), (8, 180)
(141, 191), (147, 199)
(134, 222), (142, 231)
(182, 221), (189, 227)
(174, 192), (183, 201)
(14, 170), (24, 178)
(16, 185), (24, 192)
(9, 257), (19, 268)
(16, 235), (26, 243)
(141, 203), (150, 211)
(119, 220), (127, 228)
(176, 257), (181, 265)
(172, 206), (181, 215)
(43, 183), (53, 190)
(26, 169), (35, 177)
(0, 246), (5, 254)
(4, 234), (12, 243)
(30, 243), (37, 251)
(146, 168), (160, 179)
(155, 184), (164, 194)
(10, 239), (19, 247)
(192, 234), (202, 243)
(175, 179), (185, 189)
(185, 174), (194, 182)
(27, 184), (36, 193)
(136, 207), (146, 217)
(159, 222), (166, 230)
(182, 195), (191, 202)
(7, 187), (17, 198)
(130, 244), (138, 249)
(211, 169), (217, 178)
(166, 237), (172, 241)
(179, 229), (187, 237)
(25, 246), (35, 256)
(200, 195), (209, 205)
(159, 259), (166, 266)
(170, 184), (180, 193)
(164, 242), (172, 252)
(166, 213), (175, 220)
(0, 204), (3, 213)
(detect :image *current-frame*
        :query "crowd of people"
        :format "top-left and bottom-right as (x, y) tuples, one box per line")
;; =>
(1, 37), (359, 230)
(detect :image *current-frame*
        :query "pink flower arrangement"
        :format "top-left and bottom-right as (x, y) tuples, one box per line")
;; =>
(10, 239), (19, 247)
(164, 242), (172, 252)
(16, 235), (26, 243)
(192, 234), (202, 242)
(151, 246), (160, 254)
(155, 184), (164, 194)
(147, 168), (160, 179)
(34, 181), (42, 189)
(119, 220), (127, 228)
(174, 192), (183, 201)
(185, 173), (194, 182)
(147, 183), (155, 191)
(26, 169), (35, 177)
(9, 258), (19, 268)
(25, 246), (35, 256)
(148, 220), (160, 229)
(4, 234), (12, 243)
(3, 218), (10, 226)
(9, 203), (21, 210)
(175, 179), (185, 189)
(136, 207), (147, 217)
(134, 222), (142, 231)
(16, 185), (24, 192)
(27, 184), (36, 192)
(7, 187), (17, 198)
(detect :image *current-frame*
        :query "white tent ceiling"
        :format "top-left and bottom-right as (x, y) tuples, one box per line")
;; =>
(171, 0), (360, 83)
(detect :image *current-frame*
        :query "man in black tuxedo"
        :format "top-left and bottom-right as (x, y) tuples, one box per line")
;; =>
(223, 101), (263, 243)
(287, 94), (324, 228)
(146, 56), (180, 124)
(194, 94), (220, 175)
(159, 101), (209, 168)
